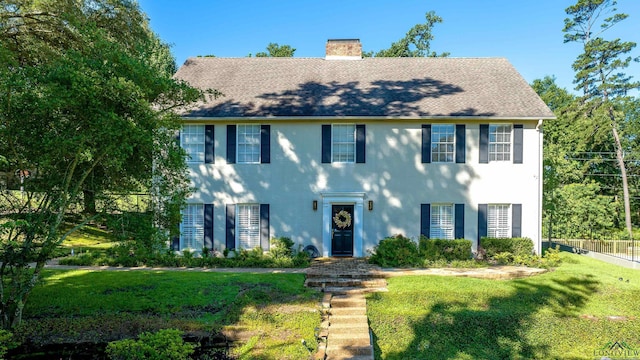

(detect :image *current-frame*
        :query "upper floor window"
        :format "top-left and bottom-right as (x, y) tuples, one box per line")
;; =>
(332, 124), (356, 163)
(182, 125), (205, 163)
(422, 124), (465, 164)
(489, 124), (511, 162)
(322, 124), (365, 164)
(430, 204), (454, 239)
(237, 124), (261, 164)
(488, 204), (510, 238)
(431, 125), (455, 163)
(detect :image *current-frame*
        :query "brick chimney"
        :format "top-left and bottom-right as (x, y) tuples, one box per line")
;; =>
(325, 39), (362, 60)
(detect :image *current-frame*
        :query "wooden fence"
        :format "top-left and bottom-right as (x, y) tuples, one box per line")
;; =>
(551, 238), (639, 262)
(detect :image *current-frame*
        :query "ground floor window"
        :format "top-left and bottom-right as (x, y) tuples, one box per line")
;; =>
(237, 204), (260, 249)
(181, 204), (204, 250)
(430, 204), (454, 239)
(488, 204), (510, 238)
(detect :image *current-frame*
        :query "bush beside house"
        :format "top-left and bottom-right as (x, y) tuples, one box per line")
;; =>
(368, 235), (561, 268)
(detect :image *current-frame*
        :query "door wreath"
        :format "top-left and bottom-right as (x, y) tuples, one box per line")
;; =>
(333, 210), (352, 229)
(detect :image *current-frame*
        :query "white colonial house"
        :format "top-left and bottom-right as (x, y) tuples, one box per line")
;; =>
(171, 39), (555, 257)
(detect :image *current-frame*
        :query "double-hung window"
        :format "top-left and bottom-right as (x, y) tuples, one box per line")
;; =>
(237, 204), (260, 249)
(182, 125), (205, 163)
(237, 124), (261, 163)
(332, 124), (356, 163)
(430, 204), (454, 239)
(431, 125), (455, 163)
(181, 204), (204, 250)
(488, 204), (510, 238)
(489, 125), (511, 161)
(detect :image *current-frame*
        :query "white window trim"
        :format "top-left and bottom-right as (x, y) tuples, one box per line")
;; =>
(236, 204), (260, 249)
(331, 124), (356, 163)
(180, 203), (204, 250)
(321, 192), (365, 257)
(237, 124), (261, 164)
(182, 125), (205, 164)
(431, 124), (455, 163)
(488, 204), (511, 238)
(489, 124), (512, 162)
(430, 204), (454, 239)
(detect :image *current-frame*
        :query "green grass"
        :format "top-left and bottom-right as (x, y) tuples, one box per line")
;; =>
(16, 270), (322, 359)
(60, 223), (117, 252)
(367, 253), (640, 359)
(15, 253), (640, 359)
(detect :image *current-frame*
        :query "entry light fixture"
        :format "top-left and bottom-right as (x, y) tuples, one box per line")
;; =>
(368, 200), (374, 211)
(313, 200), (318, 211)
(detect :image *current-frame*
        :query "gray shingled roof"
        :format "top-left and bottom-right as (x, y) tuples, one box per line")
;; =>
(174, 57), (555, 119)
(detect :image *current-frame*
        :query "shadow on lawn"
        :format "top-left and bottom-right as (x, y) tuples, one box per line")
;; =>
(14, 271), (320, 359)
(372, 274), (599, 360)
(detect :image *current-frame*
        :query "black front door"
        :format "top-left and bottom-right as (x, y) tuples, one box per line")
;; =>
(331, 205), (354, 256)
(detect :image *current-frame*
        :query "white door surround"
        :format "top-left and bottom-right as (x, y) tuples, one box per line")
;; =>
(321, 192), (365, 257)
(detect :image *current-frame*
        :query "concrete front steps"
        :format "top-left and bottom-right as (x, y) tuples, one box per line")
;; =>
(306, 258), (387, 360)
(326, 293), (372, 360)
(304, 257), (388, 294)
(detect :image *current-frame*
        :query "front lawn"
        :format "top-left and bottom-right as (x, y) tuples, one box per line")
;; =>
(367, 253), (640, 359)
(14, 270), (321, 359)
(12, 253), (640, 359)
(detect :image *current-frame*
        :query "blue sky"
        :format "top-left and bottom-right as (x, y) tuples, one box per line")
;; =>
(139, 0), (640, 93)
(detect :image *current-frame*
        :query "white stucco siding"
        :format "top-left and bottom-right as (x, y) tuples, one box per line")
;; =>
(184, 119), (543, 255)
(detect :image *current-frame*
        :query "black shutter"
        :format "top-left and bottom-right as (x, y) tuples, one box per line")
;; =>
(261, 125), (270, 164)
(512, 204), (522, 238)
(456, 125), (466, 164)
(513, 124), (523, 164)
(322, 125), (331, 163)
(455, 203), (465, 239)
(260, 204), (270, 250)
(175, 130), (181, 146)
(226, 204), (235, 250)
(226, 125), (236, 164)
(422, 124), (431, 163)
(420, 204), (430, 238)
(204, 204), (214, 250)
(356, 124), (366, 163)
(171, 219), (180, 251)
(205, 125), (215, 164)
(478, 204), (488, 243)
(479, 124), (489, 164)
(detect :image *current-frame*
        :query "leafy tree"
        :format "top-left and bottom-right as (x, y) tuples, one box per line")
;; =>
(255, 42), (296, 57)
(532, 77), (583, 233)
(0, 0), (209, 329)
(370, 11), (449, 57)
(553, 182), (617, 238)
(563, 0), (640, 237)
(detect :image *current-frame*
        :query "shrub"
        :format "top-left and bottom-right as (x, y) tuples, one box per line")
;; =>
(493, 252), (514, 265)
(269, 237), (294, 259)
(106, 329), (195, 360)
(488, 244), (562, 269)
(418, 236), (472, 261)
(58, 251), (103, 266)
(542, 245), (562, 267)
(481, 237), (534, 258)
(368, 235), (421, 267)
(0, 330), (17, 359)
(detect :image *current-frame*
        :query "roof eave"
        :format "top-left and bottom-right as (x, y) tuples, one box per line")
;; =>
(180, 115), (557, 122)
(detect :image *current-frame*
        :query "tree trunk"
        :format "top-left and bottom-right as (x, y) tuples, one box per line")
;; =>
(611, 118), (633, 238)
(83, 189), (96, 214)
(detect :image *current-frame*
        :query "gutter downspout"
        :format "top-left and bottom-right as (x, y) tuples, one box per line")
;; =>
(536, 119), (543, 255)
